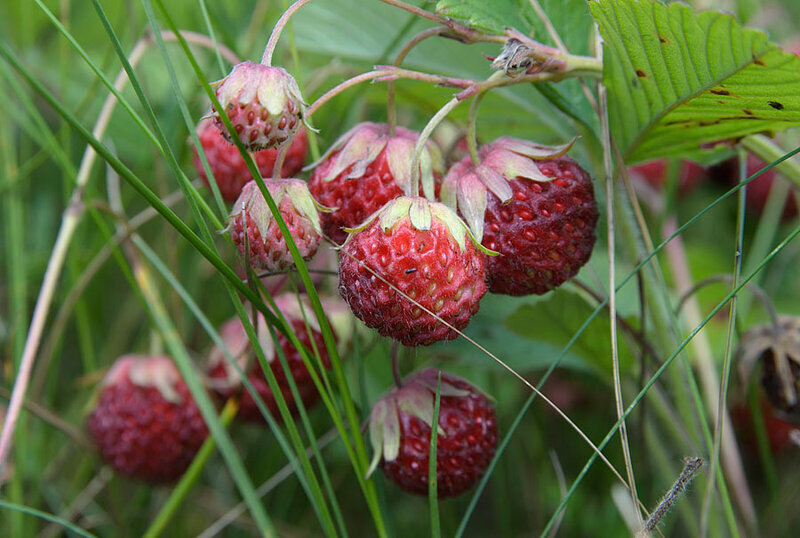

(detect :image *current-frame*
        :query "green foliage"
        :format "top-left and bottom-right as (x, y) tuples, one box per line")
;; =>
(505, 289), (634, 375)
(591, 0), (800, 163)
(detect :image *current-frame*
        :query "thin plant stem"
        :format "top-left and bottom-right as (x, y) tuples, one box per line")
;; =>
(542, 221), (800, 535)
(599, 75), (642, 524)
(0, 30), (236, 473)
(336, 247), (647, 499)
(675, 275), (779, 330)
(428, 373), (442, 538)
(386, 27), (446, 135)
(198, 427), (341, 538)
(261, 0), (314, 66)
(410, 97), (462, 196)
(391, 342), (402, 389)
(142, 399), (239, 538)
(699, 148), (747, 537)
(663, 217), (756, 531)
(465, 90), (486, 166)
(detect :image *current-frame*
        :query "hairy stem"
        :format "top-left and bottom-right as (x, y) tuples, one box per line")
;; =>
(261, 0), (314, 66)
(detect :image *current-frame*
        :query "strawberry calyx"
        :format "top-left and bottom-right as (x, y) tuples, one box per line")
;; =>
(103, 354), (183, 404)
(212, 62), (308, 124)
(225, 178), (328, 239)
(367, 369), (472, 477)
(341, 195), (494, 256)
(441, 137), (577, 240)
(305, 122), (443, 200)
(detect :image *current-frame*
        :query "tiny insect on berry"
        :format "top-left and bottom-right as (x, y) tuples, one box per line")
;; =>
(338, 196), (488, 346)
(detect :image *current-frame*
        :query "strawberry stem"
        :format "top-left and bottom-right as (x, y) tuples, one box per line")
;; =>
(391, 342), (402, 389)
(387, 27), (447, 137)
(272, 130), (296, 180)
(410, 96), (463, 197)
(465, 90), (486, 166)
(261, 0), (314, 66)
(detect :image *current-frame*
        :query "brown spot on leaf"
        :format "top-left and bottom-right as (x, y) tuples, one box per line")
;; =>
(754, 57), (766, 66)
(743, 109), (754, 116)
(769, 101), (785, 110)
(710, 88), (731, 96)
(635, 69), (647, 78)
(659, 35), (668, 44)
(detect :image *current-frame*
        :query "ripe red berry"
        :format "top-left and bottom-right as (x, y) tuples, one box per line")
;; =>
(207, 294), (340, 422)
(442, 137), (598, 296)
(193, 118), (308, 202)
(227, 179), (324, 272)
(628, 159), (706, 195)
(338, 196), (487, 346)
(308, 122), (443, 244)
(368, 369), (498, 498)
(212, 62), (306, 151)
(87, 355), (208, 483)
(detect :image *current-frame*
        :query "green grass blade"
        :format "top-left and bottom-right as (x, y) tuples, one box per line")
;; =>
(32, 0), (161, 149)
(540, 223), (800, 536)
(429, 373), (442, 538)
(149, 4), (388, 534)
(455, 148), (800, 534)
(0, 500), (98, 538)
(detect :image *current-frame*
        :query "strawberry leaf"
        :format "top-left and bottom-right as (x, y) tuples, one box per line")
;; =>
(591, 0), (800, 164)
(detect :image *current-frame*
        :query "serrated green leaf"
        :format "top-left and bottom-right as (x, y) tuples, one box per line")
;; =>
(591, 0), (800, 163)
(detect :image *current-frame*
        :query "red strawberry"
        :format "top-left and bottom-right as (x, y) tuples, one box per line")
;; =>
(212, 62), (306, 151)
(193, 118), (308, 202)
(207, 294), (342, 422)
(442, 137), (598, 296)
(87, 355), (208, 483)
(368, 369), (498, 498)
(338, 196), (487, 346)
(308, 122), (443, 244)
(227, 179), (324, 272)
(628, 159), (706, 194)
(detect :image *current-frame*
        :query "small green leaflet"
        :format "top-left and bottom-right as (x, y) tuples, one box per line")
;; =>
(590, 0), (800, 164)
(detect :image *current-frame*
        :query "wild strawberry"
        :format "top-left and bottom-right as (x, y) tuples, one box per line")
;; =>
(87, 355), (208, 483)
(227, 179), (325, 272)
(193, 118), (308, 202)
(207, 294), (342, 422)
(368, 369), (498, 498)
(628, 159), (706, 195)
(442, 137), (598, 296)
(338, 196), (487, 346)
(211, 62), (306, 151)
(307, 122), (443, 244)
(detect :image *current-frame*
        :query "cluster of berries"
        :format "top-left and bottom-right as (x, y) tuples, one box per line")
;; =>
(89, 57), (599, 497)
